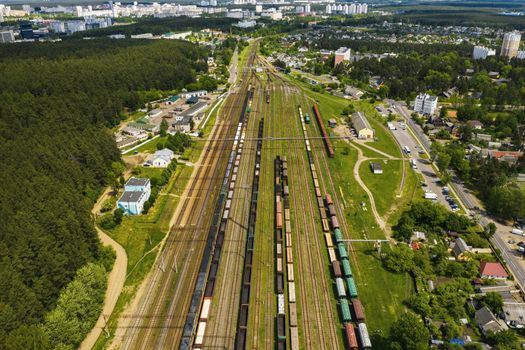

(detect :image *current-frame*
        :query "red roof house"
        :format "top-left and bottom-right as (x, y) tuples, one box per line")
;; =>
(480, 261), (508, 280)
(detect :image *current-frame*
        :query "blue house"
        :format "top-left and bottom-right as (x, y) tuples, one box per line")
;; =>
(117, 177), (151, 215)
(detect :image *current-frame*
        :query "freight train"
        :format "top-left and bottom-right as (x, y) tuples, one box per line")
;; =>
(312, 104), (335, 158)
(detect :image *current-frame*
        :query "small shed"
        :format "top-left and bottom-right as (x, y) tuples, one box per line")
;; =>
(329, 119), (337, 128)
(370, 162), (383, 174)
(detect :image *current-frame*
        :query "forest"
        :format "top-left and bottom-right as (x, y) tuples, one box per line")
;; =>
(0, 38), (209, 348)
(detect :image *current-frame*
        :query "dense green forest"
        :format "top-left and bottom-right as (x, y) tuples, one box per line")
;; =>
(0, 38), (209, 348)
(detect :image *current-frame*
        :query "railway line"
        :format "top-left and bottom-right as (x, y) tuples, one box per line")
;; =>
(119, 47), (258, 350)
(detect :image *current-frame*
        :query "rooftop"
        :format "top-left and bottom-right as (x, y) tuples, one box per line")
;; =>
(126, 177), (150, 187)
(352, 112), (372, 131)
(118, 191), (145, 203)
(480, 261), (508, 278)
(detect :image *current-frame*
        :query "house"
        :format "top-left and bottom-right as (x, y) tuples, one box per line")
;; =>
(370, 162), (383, 174)
(345, 86), (364, 100)
(166, 95), (180, 105)
(488, 150), (523, 164)
(488, 71), (500, 79)
(452, 237), (471, 260)
(187, 96), (199, 104)
(149, 148), (175, 168)
(329, 119), (337, 128)
(475, 133), (492, 142)
(117, 177), (151, 215)
(503, 302), (525, 328)
(148, 108), (163, 118)
(352, 112), (374, 139)
(475, 306), (508, 335)
(172, 115), (193, 133)
(180, 90), (207, 99)
(480, 261), (508, 280)
(410, 231), (427, 242)
(468, 120), (484, 130)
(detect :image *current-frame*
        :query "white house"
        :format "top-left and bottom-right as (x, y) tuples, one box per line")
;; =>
(117, 177), (151, 215)
(150, 148), (175, 168)
(414, 93), (438, 115)
(180, 90), (207, 99)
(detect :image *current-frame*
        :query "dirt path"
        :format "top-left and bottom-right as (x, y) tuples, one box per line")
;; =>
(347, 142), (388, 233)
(80, 190), (128, 350)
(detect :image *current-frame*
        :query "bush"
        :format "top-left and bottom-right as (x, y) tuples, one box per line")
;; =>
(101, 198), (115, 213)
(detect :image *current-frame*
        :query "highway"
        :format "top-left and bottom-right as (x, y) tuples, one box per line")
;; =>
(390, 99), (525, 293)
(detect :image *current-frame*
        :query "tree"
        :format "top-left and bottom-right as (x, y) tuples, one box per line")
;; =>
(486, 329), (519, 349)
(382, 244), (414, 273)
(4, 325), (51, 350)
(485, 222), (497, 238)
(478, 292), (503, 314)
(160, 119), (169, 137)
(390, 312), (430, 350)
(113, 208), (124, 225)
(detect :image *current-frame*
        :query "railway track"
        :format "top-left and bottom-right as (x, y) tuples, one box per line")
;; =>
(120, 47), (257, 350)
(202, 77), (262, 349)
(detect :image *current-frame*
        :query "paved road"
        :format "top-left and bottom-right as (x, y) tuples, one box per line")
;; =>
(388, 99), (525, 292)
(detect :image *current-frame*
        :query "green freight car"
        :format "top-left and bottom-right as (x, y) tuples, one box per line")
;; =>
(304, 112), (311, 124)
(338, 243), (348, 261)
(339, 298), (352, 322)
(346, 277), (358, 298)
(333, 228), (343, 244)
(342, 259), (353, 277)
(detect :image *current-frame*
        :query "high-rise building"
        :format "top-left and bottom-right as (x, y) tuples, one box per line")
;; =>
(0, 30), (15, 43)
(501, 31), (521, 59)
(414, 93), (438, 115)
(473, 46), (496, 60)
(334, 47), (351, 66)
(19, 21), (34, 39)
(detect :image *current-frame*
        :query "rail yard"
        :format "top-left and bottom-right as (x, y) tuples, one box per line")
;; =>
(118, 43), (386, 349)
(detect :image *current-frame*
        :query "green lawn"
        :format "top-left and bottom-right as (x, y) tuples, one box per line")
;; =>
(130, 136), (168, 154)
(359, 159), (403, 217)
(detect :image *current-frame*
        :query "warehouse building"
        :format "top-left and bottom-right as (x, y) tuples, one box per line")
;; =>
(117, 177), (151, 215)
(351, 112), (374, 139)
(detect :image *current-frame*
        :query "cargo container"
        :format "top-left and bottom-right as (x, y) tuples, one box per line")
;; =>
(333, 228), (343, 243)
(313, 178), (320, 188)
(338, 243), (348, 261)
(278, 294), (285, 315)
(311, 164), (316, 172)
(284, 185), (289, 197)
(200, 298), (212, 321)
(277, 257), (283, 273)
(228, 190), (233, 199)
(325, 233), (334, 247)
(276, 201), (282, 212)
(277, 340), (285, 350)
(332, 260), (342, 278)
(285, 220), (292, 234)
(225, 199), (232, 210)
(290, 327), (299, 350)
(322, 219), (330, 232)
(340, 299), (352, 322)
(358, 322), (372, 348)
(239, 304), (249, 328)
(276, 274), (284, 293)
(277, 243), (282, 257)
(328, 204), (336, 217)
(342, 259), (353, 277)
(336, 277), (346, 298)
(326, 193), (333, 205)
(276, 229), (283, 243)
(284, 209), (291, 221)
(222, 209), (229, 220)
(312, 170), (318, 180)
(352, 298), (365, 321)
(277, 315), (286, 341)
(331, 215), (340, 229)
(346, 277), (358, 297)
(317, 197), (325, 208)
(287, 263), (294, 281)
(288, 282), (296, 303)
(289, 302), (298, 327)
(315, 187), (322, 198)
(276, 213), (283, 229)
(320, 208), (327, 220)
(194, 321), (206, 345)
(328, 247), (337, 263)
(286, 233), (292, 247)
(344, 323), (359, 350)
(286, 247), (293, 264)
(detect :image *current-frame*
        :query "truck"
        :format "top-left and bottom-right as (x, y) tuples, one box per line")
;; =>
(387, 122), (396, 130)
(410, 158), (417, 169)
(512, 228), (525, 236)
(424, 192), (438, 200)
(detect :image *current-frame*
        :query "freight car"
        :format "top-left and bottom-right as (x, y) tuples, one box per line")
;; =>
(330, 215), (340, 230)
(335, 277), (347, 298)
(338, 243), (348, 261)
(304, 112), (311, 124)
(352, 298), (365, 321)
(312, 104), (335, 158)
(342, 259), (353, 278)
(344, 323), (359, 350)
(333, 228), (343, 244)
(358, 322), (372, 348)
(339, 298), (352, 322)
(346, 277), (358, 298)
(332, 260), (342, 278)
